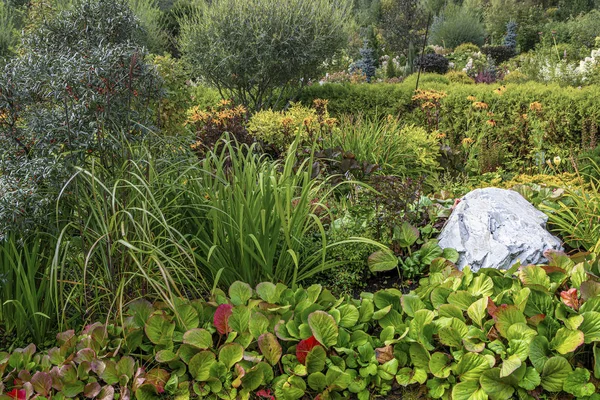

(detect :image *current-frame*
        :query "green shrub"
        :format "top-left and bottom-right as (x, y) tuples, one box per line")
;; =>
(482, 45), (516, 64)
(301, 81), (600, 173)
(128, 0), (169, 53)
(3, 253), (600, 398)
(430, 4), (485, 48)
(453, 42), (481, 55)
(501, 70), (530, 83)
(248, 101), (336, 155)
(445, 70), (475, 84)
(325, 115), (440, 180)
(0, 2), (17, 59)
(298, 82), (415, 120)
(0, 0), (161, 236)
(414, 53), (450, 74)
(179, 0), (351, 110)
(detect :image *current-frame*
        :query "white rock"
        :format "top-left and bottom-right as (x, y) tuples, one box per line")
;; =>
(438, 188), (562, 271)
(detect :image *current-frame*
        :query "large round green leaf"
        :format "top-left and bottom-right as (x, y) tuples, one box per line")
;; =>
(480, 368), (515, 400)
(183, 329), (213, 350)
(451, 380), (487, 400)
(549, 328), (584, 355)
(529, 336), (550, 372)
(229, 281), (253, 306)
(563, 367), (595, 397)
(580, 311), (600, 343)
(188, 351), (215, 381)
(218, 343), (244, 369)
(541, 356), (572, 392)
(144, 313), (175, 346)
(307, 311), (338, 347)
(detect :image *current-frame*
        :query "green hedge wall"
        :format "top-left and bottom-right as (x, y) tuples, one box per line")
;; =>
(300, 76), (600, 156)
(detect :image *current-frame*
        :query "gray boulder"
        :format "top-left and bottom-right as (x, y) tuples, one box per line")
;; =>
(438, 187), (562, 271)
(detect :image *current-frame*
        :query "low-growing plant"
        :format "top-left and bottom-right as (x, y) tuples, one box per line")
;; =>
(186, 100), (253, 155)
(0, 233), (56, 346)
(325, 115), (441, 180)
(445, 70), (475, 84)
(3, 252), (600, 399)
(543, 163), (600, 253)
(247, 101), (337, 156)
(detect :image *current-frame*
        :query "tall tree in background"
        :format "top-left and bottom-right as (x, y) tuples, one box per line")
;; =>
(379, 0), (427, 56)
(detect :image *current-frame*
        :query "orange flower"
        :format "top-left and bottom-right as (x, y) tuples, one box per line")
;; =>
(530, 101), (542, 112)
(462, 137), (474, 146)
(486, 119), (497, 127)
(473, 101), (489, 110)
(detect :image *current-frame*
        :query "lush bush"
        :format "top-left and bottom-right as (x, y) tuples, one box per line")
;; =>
(0, 0), (161, 237)
(128, 0), (169, 53)
(179, 0), (352, 110)
(430, 5), (485, 48)
(301, 81), (600, 173)
(501, 70), (530, 83)
(3, 252), (600, 398)
(453, 42), (481, 56)
(540, 10), (600, 51)
(482, 45), (516, 64)
(445, 70), (475, 84)
(248, 101), (337, 156)
(325, 115), (440, 180)
(0, 2), (17, 59)
(414, 53), (450, 74)
(0, 233), (56, 346)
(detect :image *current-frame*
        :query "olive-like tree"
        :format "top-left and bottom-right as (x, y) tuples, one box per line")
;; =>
(179, 0), (352, 110)
(0, 0), (161, 236)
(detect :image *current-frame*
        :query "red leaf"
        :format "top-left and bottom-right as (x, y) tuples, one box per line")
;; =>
(256, 389), (275, 399)
(487, 298), (498, 320)
(7, 389), (26, 400)
(560, 288), (579, 311)
(527, 314), (546, 326)
(296, 336), (321, 365)
(213, 304), (233, 335)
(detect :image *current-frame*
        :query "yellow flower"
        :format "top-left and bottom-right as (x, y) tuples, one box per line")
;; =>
(472, 101), (489, 110)
(486, 119), (497, 127)
(522, 113), (528, 120)
(436, 132), (447, 139)
(554, 156), (561, 166)
(421, 101), (436, 109)
(467, 95), (477, 102)
(462, 137), (474, 146)
(218, 99), (232, 107)
(494, 85), (507, 96)
(530, 101), (542, 112)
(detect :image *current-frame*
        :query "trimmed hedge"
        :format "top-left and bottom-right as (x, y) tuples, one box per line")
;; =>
(300, 78), (600, 156)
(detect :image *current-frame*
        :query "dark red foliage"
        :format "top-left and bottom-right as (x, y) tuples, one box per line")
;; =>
(213, 304), (233, 335)
(296, 335), (321, 365)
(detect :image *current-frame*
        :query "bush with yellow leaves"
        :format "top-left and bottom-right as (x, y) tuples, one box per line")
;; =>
(247, 100), (337, 155)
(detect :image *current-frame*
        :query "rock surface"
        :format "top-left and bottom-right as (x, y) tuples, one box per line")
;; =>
(438, 187), (562, 271)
